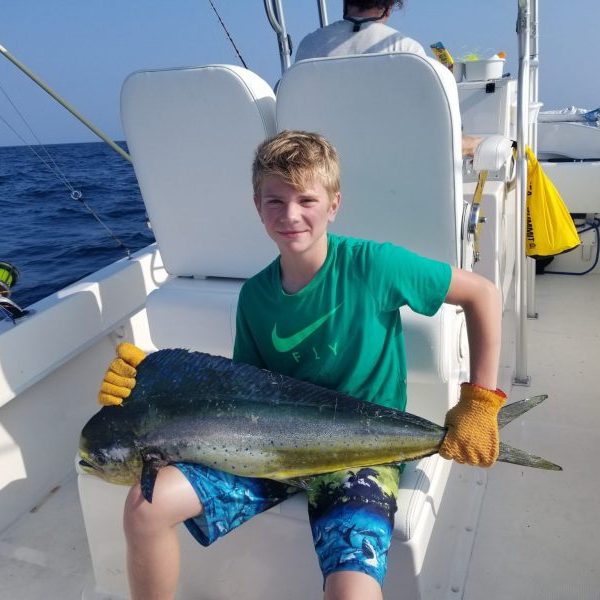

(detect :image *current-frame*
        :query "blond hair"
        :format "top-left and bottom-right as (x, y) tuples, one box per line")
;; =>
(252, 130), (340, 199)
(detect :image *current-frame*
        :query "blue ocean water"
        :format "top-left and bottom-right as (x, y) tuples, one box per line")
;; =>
(0, 141), (154, 307)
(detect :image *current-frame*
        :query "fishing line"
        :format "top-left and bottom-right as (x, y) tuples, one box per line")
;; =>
(206, 0), (249, 68)
(0, 112), (76, 193)
(0, 82), (77, 192)
(0, 83), (132, 257)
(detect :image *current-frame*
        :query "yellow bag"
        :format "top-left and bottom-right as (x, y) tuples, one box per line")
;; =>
(526, 146), (580, 257)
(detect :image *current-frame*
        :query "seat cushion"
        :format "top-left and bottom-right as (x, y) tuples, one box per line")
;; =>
(146, 277), (243, 357)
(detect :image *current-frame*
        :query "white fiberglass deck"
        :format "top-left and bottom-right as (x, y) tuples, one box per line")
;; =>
(463, 273), (600, 600)
(1, 273), (599, 600)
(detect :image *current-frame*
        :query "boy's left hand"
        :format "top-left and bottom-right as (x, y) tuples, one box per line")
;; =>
(98, 342), (146, 406)
(439, 383), (506, 467)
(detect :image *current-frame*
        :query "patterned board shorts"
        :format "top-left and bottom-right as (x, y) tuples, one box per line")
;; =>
(175, 462), (401, 586)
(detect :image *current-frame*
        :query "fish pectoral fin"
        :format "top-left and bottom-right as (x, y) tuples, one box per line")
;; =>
(282, 477), (312, 490)
(140, 449), (166, 503)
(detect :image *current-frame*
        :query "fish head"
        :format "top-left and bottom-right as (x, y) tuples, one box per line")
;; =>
(78, 441), (142, 485)
(78, 406), (143, 485)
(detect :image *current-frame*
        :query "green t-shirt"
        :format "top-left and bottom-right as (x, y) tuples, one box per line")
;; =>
(233, 234), (451, 411)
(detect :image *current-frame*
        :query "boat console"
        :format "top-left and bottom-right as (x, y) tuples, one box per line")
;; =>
(458, 77), (518, 305)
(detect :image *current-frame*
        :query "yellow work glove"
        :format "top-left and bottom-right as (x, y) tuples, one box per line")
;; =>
(98, 342), (146, 406)
(439, 383), (506, 467)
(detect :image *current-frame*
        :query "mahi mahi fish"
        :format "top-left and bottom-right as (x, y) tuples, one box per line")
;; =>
(78, 349), (561, 502)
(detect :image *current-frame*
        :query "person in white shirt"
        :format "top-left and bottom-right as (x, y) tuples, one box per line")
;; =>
(295, 0), (481, 157)
(295, 0), (424, 61)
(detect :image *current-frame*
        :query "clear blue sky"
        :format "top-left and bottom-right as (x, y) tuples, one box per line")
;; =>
(1, 0), (597, 146)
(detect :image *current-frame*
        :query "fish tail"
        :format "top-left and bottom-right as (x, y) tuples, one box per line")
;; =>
(497, 394), (548, 429)
(497, 442), (562, 471)
(495, 395), (561, 470)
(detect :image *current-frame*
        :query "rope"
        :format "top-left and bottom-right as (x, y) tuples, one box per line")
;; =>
(0, 83), (132, 257)
(207, 0), (248, 68)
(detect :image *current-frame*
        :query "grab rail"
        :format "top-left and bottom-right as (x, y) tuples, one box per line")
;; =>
(263, 0), (292, 73)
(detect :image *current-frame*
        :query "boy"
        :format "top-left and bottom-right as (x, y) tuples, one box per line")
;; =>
(100, 131), (504, 600)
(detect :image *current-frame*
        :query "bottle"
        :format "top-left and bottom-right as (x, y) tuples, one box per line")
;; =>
(430, 42), (455, 70)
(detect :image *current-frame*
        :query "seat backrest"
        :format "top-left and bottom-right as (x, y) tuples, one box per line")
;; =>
(277, 54), (466, 404)
(277, 53), (463, 265)
(121, 65), (277, 279)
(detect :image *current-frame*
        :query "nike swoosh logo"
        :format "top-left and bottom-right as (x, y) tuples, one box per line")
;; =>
(271, 303), (342, 353)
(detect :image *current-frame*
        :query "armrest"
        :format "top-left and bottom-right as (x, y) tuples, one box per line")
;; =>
(473, 135), (513, 172)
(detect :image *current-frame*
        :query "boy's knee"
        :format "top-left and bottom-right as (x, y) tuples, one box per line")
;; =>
(123, 484), (178, 537)
(123, 484), (159, 537)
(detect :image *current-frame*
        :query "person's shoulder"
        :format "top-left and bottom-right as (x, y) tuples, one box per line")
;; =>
(330, 234), (393, 262)
(397, 35), (426, 57)
(329, 232), (368, 252)
(295, 20), (349, 61)
(341, 236), (419, 267)
(239, 258), (278, 296)
(366, 23), (426, 57)
(332, 233), (402, 250)
(300, 19), (347, 42)
(386, 29), (426, 56)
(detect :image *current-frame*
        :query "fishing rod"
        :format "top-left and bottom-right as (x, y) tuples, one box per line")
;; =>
(207, 0), (248, 69)
(0, 44), (131, 163)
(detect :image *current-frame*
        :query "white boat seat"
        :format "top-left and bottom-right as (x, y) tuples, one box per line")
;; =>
(121, 64), (277, 278)
(277, 52), (464, 265)
(146, 277), (243, 357)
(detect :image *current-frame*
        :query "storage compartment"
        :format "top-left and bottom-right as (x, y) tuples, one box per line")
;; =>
(458, 78), (516, 139)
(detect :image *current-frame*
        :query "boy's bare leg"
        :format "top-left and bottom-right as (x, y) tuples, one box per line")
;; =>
(324, 571), (383, 600)
(124, 465), (203, 600)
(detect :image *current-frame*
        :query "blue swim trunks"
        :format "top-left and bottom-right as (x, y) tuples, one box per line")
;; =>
(175, 463), (401, 586)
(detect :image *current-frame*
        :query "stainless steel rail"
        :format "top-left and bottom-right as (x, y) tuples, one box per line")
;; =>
(263, 0), (292, 73)
(514, 0), (532, 385)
